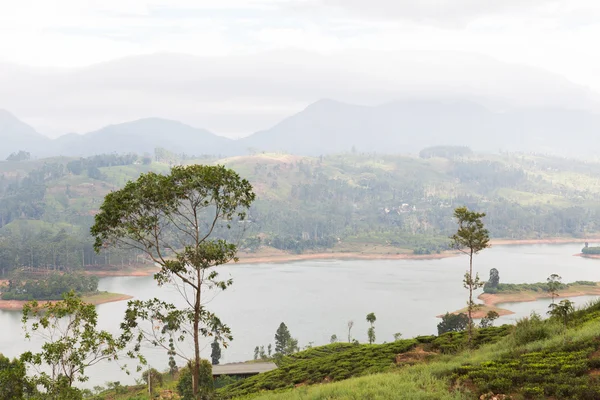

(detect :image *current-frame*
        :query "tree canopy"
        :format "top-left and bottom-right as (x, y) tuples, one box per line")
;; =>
(91, 164), (255, 397)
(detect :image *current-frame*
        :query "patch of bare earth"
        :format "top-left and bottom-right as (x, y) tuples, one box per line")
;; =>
(395, 346), (438, 365)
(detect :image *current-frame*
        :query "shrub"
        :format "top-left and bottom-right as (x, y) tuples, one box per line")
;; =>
(141, 368), (163, 388)
(437, 313), (468, 335)
(177, 361), (214, 400)
(513, 312), (555, 345)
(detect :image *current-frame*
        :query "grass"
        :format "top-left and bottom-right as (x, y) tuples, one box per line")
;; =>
(81, 291), (132, 305)
(245, 370), (467, 400)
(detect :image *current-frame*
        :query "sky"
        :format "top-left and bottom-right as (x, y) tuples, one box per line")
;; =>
(2, 0), (600, 137)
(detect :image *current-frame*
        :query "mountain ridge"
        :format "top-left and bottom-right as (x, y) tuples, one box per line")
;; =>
(3, 98), (600, 159)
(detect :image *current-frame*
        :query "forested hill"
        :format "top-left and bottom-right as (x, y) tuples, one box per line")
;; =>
(1, 149), (599, 274)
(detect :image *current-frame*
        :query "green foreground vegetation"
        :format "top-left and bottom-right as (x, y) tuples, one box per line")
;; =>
(87, 299), (600, 400)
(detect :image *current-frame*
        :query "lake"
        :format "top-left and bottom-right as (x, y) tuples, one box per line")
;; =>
(0, 243), (598, 388)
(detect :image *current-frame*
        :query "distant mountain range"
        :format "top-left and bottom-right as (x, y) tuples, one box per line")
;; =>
(2, 99), (600, 159)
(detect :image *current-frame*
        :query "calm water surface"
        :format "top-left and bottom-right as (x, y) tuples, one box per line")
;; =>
(1, 243), (598, 387)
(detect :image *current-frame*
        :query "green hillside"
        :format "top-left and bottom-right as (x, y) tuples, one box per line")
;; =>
(94, 300), (600, 400)
(224, 301), (600, 399)
(1, 149), (600, 274)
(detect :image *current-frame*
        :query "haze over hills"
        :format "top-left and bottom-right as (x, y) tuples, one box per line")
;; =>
(3, 98), (600, 159)
(0, 110), (51, 158)
(49, 118), (238, 157)
(1, 49), (599, 138)
(240, 99), (600, 156)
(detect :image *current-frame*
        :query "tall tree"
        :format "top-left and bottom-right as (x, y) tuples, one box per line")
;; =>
(366, 312), (376, 344)
(91, 164), (255, 397)
(450, 206), (490, 346)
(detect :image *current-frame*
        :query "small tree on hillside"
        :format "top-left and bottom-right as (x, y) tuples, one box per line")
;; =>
(547, 274), (562, 304)
(548, 299), (574, 329)
(450, 207), (490, 346)
(347, 320), (354, 343)
(366, 312), (377, 344)
(274, 322), (291, 355)
(274, 322), (298, 358)
(168, 338), (178, 377)
(479, 310), (500, 328)
(211, 338), (222, 365)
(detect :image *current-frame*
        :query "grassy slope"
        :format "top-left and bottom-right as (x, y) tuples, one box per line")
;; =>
(219, 301), (600, 400)
(95, 301), (600, 399)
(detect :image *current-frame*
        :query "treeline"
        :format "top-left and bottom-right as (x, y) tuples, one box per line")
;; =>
(483, 281), (595, 295)
(0, 162), (67, 228)
(1, 272), (99, 300)
(244, 154), (600, 253)
(67, 153), (139, 179)
(3, 152), (600, 258)
(0, 226), (144, 277)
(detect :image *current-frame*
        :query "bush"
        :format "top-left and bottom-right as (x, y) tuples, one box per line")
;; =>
(141, 368), (163, 388)
(437, 313), (468, 335)
(177, 361), (214, 400)
(513, 312), (558, 345)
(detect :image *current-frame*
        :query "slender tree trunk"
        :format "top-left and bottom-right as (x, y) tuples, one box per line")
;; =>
(192, 267), (202, 397)
(468, 251), (473, 346)
(148, 366), (153, 397)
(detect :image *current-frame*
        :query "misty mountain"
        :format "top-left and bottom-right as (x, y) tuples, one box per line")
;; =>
(240, 99), (600, 156)
(0, 109), (50, 159)
(47, 118), (238, 157)
(3, 98), (600, 159)
(1, 50), (599, 138)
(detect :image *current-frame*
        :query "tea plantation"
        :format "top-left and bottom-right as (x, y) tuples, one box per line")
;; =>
(95, 300), (600, 399)
(221, 300), (600, 399)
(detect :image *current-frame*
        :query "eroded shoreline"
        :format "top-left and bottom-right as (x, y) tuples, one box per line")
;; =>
(0, 292), (134, 311)
(440, 284), (600, 319)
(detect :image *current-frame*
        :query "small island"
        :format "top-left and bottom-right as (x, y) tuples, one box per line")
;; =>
(578, 243), (600, 259)
(441, 268), (600, 318)
(0, 271), (132, 310)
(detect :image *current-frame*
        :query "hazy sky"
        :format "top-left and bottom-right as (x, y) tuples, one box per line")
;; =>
(2, 0), (600, 137)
